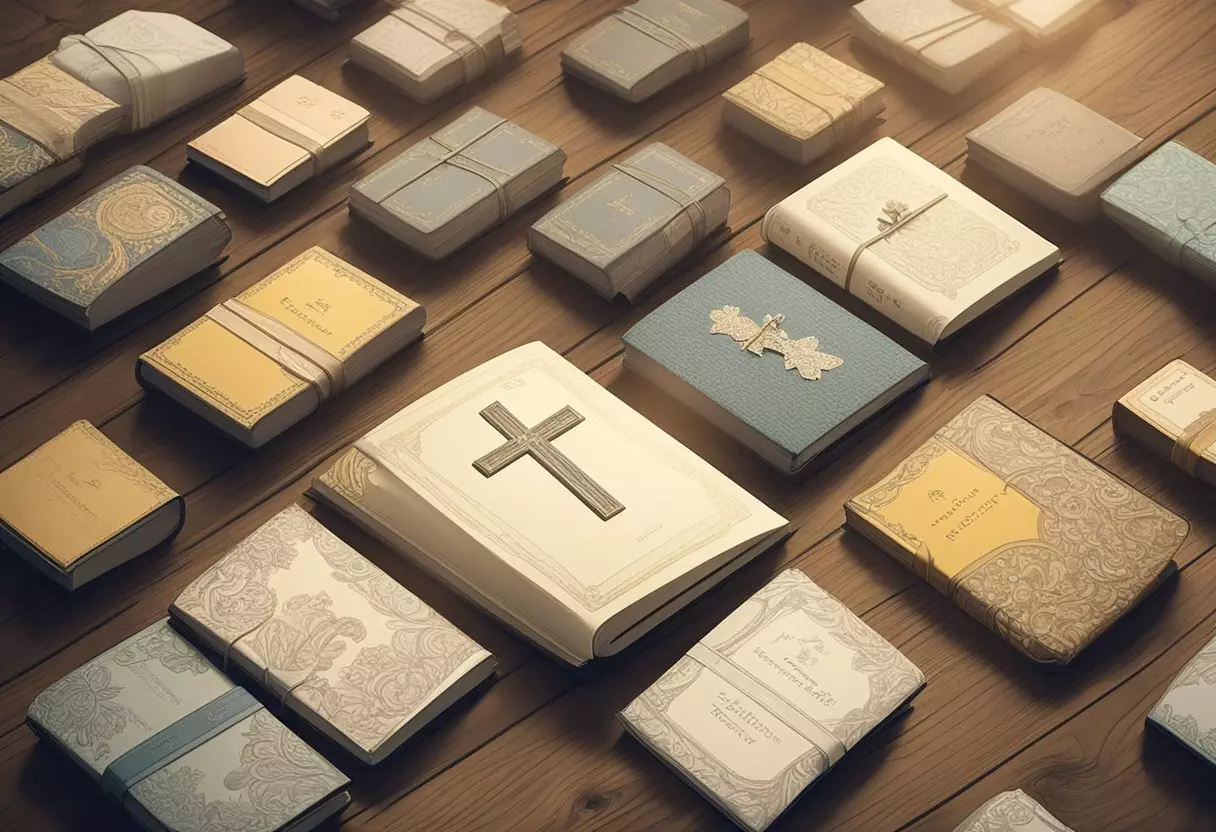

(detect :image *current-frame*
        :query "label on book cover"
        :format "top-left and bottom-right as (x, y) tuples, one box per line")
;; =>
(1128, 360), (1216, 439)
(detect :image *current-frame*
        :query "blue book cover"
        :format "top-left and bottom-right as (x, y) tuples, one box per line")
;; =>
(623, 250), (928, 473)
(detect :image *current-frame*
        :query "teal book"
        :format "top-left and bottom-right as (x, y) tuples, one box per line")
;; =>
(0, 165), (230, 330)
(1101, 141), (1216, 288)
(622, 250), (929, 474)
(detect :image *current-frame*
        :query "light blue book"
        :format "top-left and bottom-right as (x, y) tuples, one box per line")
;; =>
(1101, 141), (1216, 287)
(623, 250), (929, 474)
(1148, 629), (1216, 769)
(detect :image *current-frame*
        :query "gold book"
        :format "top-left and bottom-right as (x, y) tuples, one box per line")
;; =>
(0, 421), (182, 589)
(137, 246), (425, 448)
(845, 395), (1188, 665)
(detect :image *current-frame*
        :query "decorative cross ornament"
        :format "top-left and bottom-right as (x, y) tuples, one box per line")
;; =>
(473, 401), (625, 520)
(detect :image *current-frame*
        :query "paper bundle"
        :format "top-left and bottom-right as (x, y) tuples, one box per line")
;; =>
(722, 43), (885, 164)
(350, 107), (565, 259)
(967, 88), (1142, 221)
(350, 0), (522, 102)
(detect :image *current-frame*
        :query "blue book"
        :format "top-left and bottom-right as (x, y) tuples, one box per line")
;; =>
(623, 250), (929, 474)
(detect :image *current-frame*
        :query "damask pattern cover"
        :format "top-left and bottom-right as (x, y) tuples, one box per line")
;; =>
(619, 569), (924, 832)
(846, 395), (1189, 665)
(172, 504), (495, 765)
(1148, 629), (1216, 768)
(953, 790), (1075, 832)
(26, 619), (350, 832)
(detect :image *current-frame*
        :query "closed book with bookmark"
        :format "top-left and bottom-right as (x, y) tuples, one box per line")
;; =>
(1114, 359), (1216, 486)
(1148, 628), (1216, 769)
(172, 504), (496, 766)
(350, 107), (565, 260)
(137, 246), (425, 448)
(954, 791), (1075, 832)
(846, 395), (1189, 665)
(26, 619), (350, 832)
(620, 569), (925, 832)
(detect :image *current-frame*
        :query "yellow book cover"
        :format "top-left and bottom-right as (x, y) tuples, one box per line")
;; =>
(845, 395), (1188, 665)
(0, 421), (178, 571)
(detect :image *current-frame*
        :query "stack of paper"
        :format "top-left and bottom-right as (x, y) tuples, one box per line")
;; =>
(954, 791), (1075, 832)
(188, 75), (371, 202)
(138, 247), (426, 448)
(172, 504), (496, 765)
(528, 142), (729, 303)
(0, 58), (123, 219)
(763, 137), (1061, 344)
(850, 0), (1022, 94)
(722, 43), (885, 164)
(1114, 359), (1216, 487)
(349, 0), (522, 102)
(50, 11), (245, 132)
(1101, 141), (1216, 288)
(0, 165), (230, 330)
(562, 0), (749, 103)
(968, 88), (1142, 221)
(350, 107), (565, 260)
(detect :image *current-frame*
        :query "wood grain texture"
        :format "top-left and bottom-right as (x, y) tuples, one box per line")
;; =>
(1, 0), (1215, 830)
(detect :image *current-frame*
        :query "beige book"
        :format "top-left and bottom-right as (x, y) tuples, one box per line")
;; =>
(762, 137), (1061, 344)
(0, 421), (183, 589)
(138, 246), (426, 448)
(958, 0), (1107, 42)
(722, 44), (885, 165)
(310, 341), (790, 666)
(172, 504), (495, 765)
(1114, 359), (1216, 486)
(187, 75), (371, 202)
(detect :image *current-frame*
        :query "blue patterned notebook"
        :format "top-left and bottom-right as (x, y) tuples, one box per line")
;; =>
(0, 165), (227, 329)
(623, 250), (928, 473)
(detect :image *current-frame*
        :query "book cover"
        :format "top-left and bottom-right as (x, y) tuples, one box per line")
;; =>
(953, 790), (1075, 832)
(1115, 358), (1216, 482)
(1148, 628), (1216, 769)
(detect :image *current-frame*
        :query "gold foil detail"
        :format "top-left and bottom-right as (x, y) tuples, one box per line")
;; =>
(709, 305), (843, 381)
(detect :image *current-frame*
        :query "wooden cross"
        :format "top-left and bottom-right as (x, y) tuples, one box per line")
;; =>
(473, 401), (625, 520)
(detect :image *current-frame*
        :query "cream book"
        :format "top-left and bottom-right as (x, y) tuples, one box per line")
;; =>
(1114, 359), (1216, 486)
(0, 421), (183, 590)
(310, 341), (790, 666)
(954, 790), (1075, 832)
(620, 569), (925, 831)
(762, 137), (1061, 344)
(27, 619), (350, 832)
(187, 75), (371, 202)
(138, 246), (426, 448)
(172, 504), (495, 766)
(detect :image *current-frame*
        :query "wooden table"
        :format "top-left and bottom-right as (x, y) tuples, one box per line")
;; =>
(2, 1), (1215, 829)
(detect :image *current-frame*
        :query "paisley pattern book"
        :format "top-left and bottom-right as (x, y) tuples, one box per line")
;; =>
(310, 341), (789, 667)
(50, 11), (245, 133)
(722, 43), (885, 165)
(619, 569), (925, 832)
(561, 0), (750, 103)
(1101, 140), (1216, 288)
(350, 107), (565, 260)
(622, 250), (929, 475)
(1148, 628), (1216, 768)
(172, 504), (496, 766)
(0, 165), (230, 330)
(348, 0), (522, 102)
(0, 420), (183, 590)
(762, 137), (1061, 344)
(1114, 358), (1216, 486)
(846, 395), (1189, 665)
(26, 619), (351, 832)
(0, 58), (123, 219)
(138, 246), (426, 448)
(953, 790), (1075, 832)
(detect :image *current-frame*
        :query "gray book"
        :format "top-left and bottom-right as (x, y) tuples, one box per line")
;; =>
(1148, 628), (1216, 769)
(528, 142), (728, 302)
(26, 619), (350, 832)
(561, 0), (749, 103)
(350, 107), (565, 260)
(623, 250), (929, 475)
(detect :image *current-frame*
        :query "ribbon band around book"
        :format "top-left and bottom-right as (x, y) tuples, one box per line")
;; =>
(686, 642), (846, 767)
(58, 35), (164, 131)
(376, 115), (514, 220)
(842, 192), (949, 292)
(206, 299), (346, 401)
(389, 2), (495, 84)
(101, 687), (263, 801)
(611, 161), (710, 253)
(615, 7), (708, 71)
(1167, 214), (1216, 267)
(0, 80), (79, 161)
(236, 98), (344, 178)
(217, 613), (331, 708)
(1171, 408), (1216, 477)
(894, 0), (1019, 63)
(752, 62), (860, 147)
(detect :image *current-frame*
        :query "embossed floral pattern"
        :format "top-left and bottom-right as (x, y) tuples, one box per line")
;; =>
(1149, 631), (1216, 765)
(954, 790), (1074, 832)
